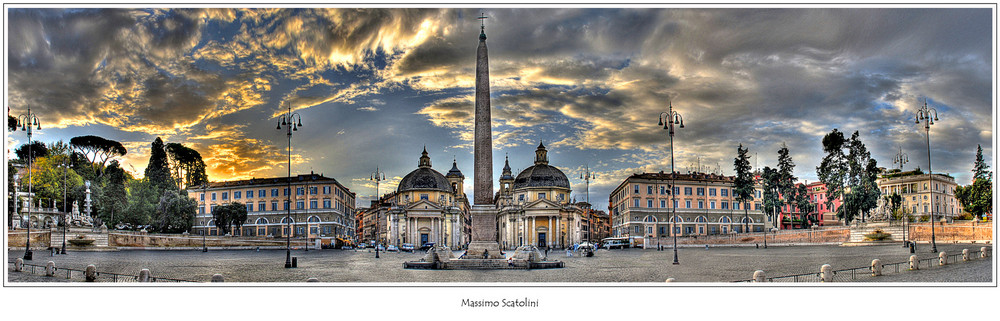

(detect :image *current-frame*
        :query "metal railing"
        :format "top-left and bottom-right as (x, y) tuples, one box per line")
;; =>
(10, 261), (197, 283)
(734, 247), (992, 282)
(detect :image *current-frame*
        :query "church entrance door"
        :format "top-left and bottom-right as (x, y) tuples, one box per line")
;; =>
(421, 233), (429, 246)
(537, 232), (546, 248)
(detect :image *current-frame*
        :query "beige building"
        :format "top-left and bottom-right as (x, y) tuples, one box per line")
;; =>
(189, 173), (355, 242)
(876, 170), (961, 220)
(380, 148), (471, 249)
(609, 171), (769, 242)
(496, 142), (585, 249)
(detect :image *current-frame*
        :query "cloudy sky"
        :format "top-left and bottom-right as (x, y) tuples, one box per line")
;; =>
(5, 7), (994, 211)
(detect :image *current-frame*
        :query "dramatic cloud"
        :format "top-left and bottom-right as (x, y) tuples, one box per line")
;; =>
(6, 7), (992, 212)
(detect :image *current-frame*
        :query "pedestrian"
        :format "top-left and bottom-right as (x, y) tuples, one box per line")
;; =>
(508, 256), (514, 267)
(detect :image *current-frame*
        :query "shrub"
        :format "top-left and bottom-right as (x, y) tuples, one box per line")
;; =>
(864, 228), (892, 241)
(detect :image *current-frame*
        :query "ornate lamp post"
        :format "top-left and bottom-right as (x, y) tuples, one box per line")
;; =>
(371, 167), (385, 259)
(915, 99), (938, 253)
(15, 106), (41, 260)
(892, 145), (908, 241)
(658, 100), (684, 265)
(202, 183), (208, 252)
(276, 102), (303, 268)
(59, 161), (69, 254)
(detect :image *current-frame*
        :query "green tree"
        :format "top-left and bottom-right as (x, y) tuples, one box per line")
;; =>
(123, 179), (157, 229)
(144, 137), (176, 193)
(165, 143), (208, 189)
(25, 155), (84, 211)
(97, 160), (129, 228)
(793, 184), (815, 227)
(817, 129), (880, 224)
(69, 135), (127, 177)
(733, 144), (755, 232)
(776, 143), (798, 223)
(8, 114), (18, 132)
(15, 141), (48, 163)
(957, 145), (993, 219)
(211, 202), (248, 236)
(153, 189), (197, 233)
(760, 166), (782, 225)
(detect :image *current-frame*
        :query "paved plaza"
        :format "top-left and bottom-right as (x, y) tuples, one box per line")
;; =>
(6, 243), (993, 283)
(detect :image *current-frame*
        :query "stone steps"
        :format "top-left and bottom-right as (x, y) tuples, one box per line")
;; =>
(848, 225), (905, 243)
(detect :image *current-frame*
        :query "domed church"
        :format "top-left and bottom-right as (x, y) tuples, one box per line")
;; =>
(383, 147), (471, 249)
(496, 142), (584, 249)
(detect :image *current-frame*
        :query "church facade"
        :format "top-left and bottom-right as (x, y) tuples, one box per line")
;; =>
(495, 142), (584, 249)
(382, 148), (471, 249)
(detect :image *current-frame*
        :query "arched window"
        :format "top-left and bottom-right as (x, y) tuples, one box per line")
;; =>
(643, 216), (657, 223)
(741, 217), (754, 224)
(669, 216), (684, 223)
(696, 216), (707, 223)
(308, 216), (321, 223)
(206, 220), (215, 226)
(255, 217), (269, 225)
(281, 217), (294, 224)
(720, 216), (732, 223)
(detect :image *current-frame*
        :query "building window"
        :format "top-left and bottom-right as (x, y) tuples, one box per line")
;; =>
(754, 203), (760, 210)
(647, 199), (653, 208)
(634, 185), (640, 194)
(323, 186), (331, 194)
(198, 206), (204, 215)
(697, 188), (704, 196)
(673, 187), (680, 195)
(721, 189), (728, 197)
(659, 226), (667, 235)
(698, 200), (704, 209)
(200, 193), (205, 201)
(634, 226), (641, 234)
(721, 202), (728, 210)
(284, 188), (290, 196)
(310, 200), (318, 209)
(210, 204), (217, 213)
(709, 188), (716, 196)
(711, 201), (716, 209)
(323, 199), (331, 209)
(684, 187), (692, 195)
(234, 191), (241, 199)
(222, 192), (228, 200)
(271, 189), (279, 197)
(685, 200), (691, 208)
(420, 194), (429, 201)
(246, 203), (253, 212)
(734, 202), (740, 210)
(518, 194), (525, 202)
(211, 192), (217, 201)
(259, 202), (266, 211)
(557, 194), (564, 201)
(660, 186), (666, 194)
(270, 201), (278, 211)
(539, 193), (546, 200)
(660, 200), (666, 208)
(633, 199), (640, 207)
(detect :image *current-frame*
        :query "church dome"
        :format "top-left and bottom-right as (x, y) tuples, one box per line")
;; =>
(512, 142), (570, 190)
(397, 148), (453, 193)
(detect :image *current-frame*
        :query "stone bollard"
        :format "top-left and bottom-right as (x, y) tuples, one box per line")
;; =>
(665, 278), (675, 282)
(820, 264), (833, 282)
(307, 277), (319, 282)
(938, 252), (947, 266)
(45, 261), (55, 276)
(909, 255), (919, 270)
(753, 270), (765, 282)
(85, 265), (97, 282)
(962, 249), (970, 261)
(211, 274), (225, 282)
(982, 247), (989, 258)
(138, 269), (151, 282)
(871, 259), (882, 276)
(14, 258), (23, 272)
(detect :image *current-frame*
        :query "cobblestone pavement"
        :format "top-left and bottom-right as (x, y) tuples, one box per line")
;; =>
(6, 243), (992, 283)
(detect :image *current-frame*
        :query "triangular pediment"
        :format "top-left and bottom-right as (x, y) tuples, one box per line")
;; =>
(524, 198), (561, 209)
(404, 199), (443, 211)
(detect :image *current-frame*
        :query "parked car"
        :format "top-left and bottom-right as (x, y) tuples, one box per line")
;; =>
(386, 245), (399, 252)
(341, 245), (354, 250)
(375, 244), (385, 251)
(419, 242), (436, 250)
(400, 243), (415, 252)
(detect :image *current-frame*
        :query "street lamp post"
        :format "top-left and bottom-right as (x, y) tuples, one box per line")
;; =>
(60, 161), (68, 254)
(915, 99), (939, 253)
(371, 167), (385, 259)
(659, 100), (684, 265)
(202, 183), (208, 252)
(276, 102), (303, 268)
(15, 106), (41, 260)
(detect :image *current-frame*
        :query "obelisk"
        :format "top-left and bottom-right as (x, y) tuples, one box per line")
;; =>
(465, 14), (502, 259)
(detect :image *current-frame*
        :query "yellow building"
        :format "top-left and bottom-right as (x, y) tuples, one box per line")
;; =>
(609, 171), (768, 242)
(876, 170), (961, 221)
(189, 173), (355, 242)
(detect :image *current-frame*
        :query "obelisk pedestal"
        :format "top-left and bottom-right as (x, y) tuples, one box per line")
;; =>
(465, 205), (503, 259)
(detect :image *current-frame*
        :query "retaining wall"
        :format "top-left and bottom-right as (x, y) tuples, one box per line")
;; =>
(7, 229), (52, 249)
(908, 221), (992, 243)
